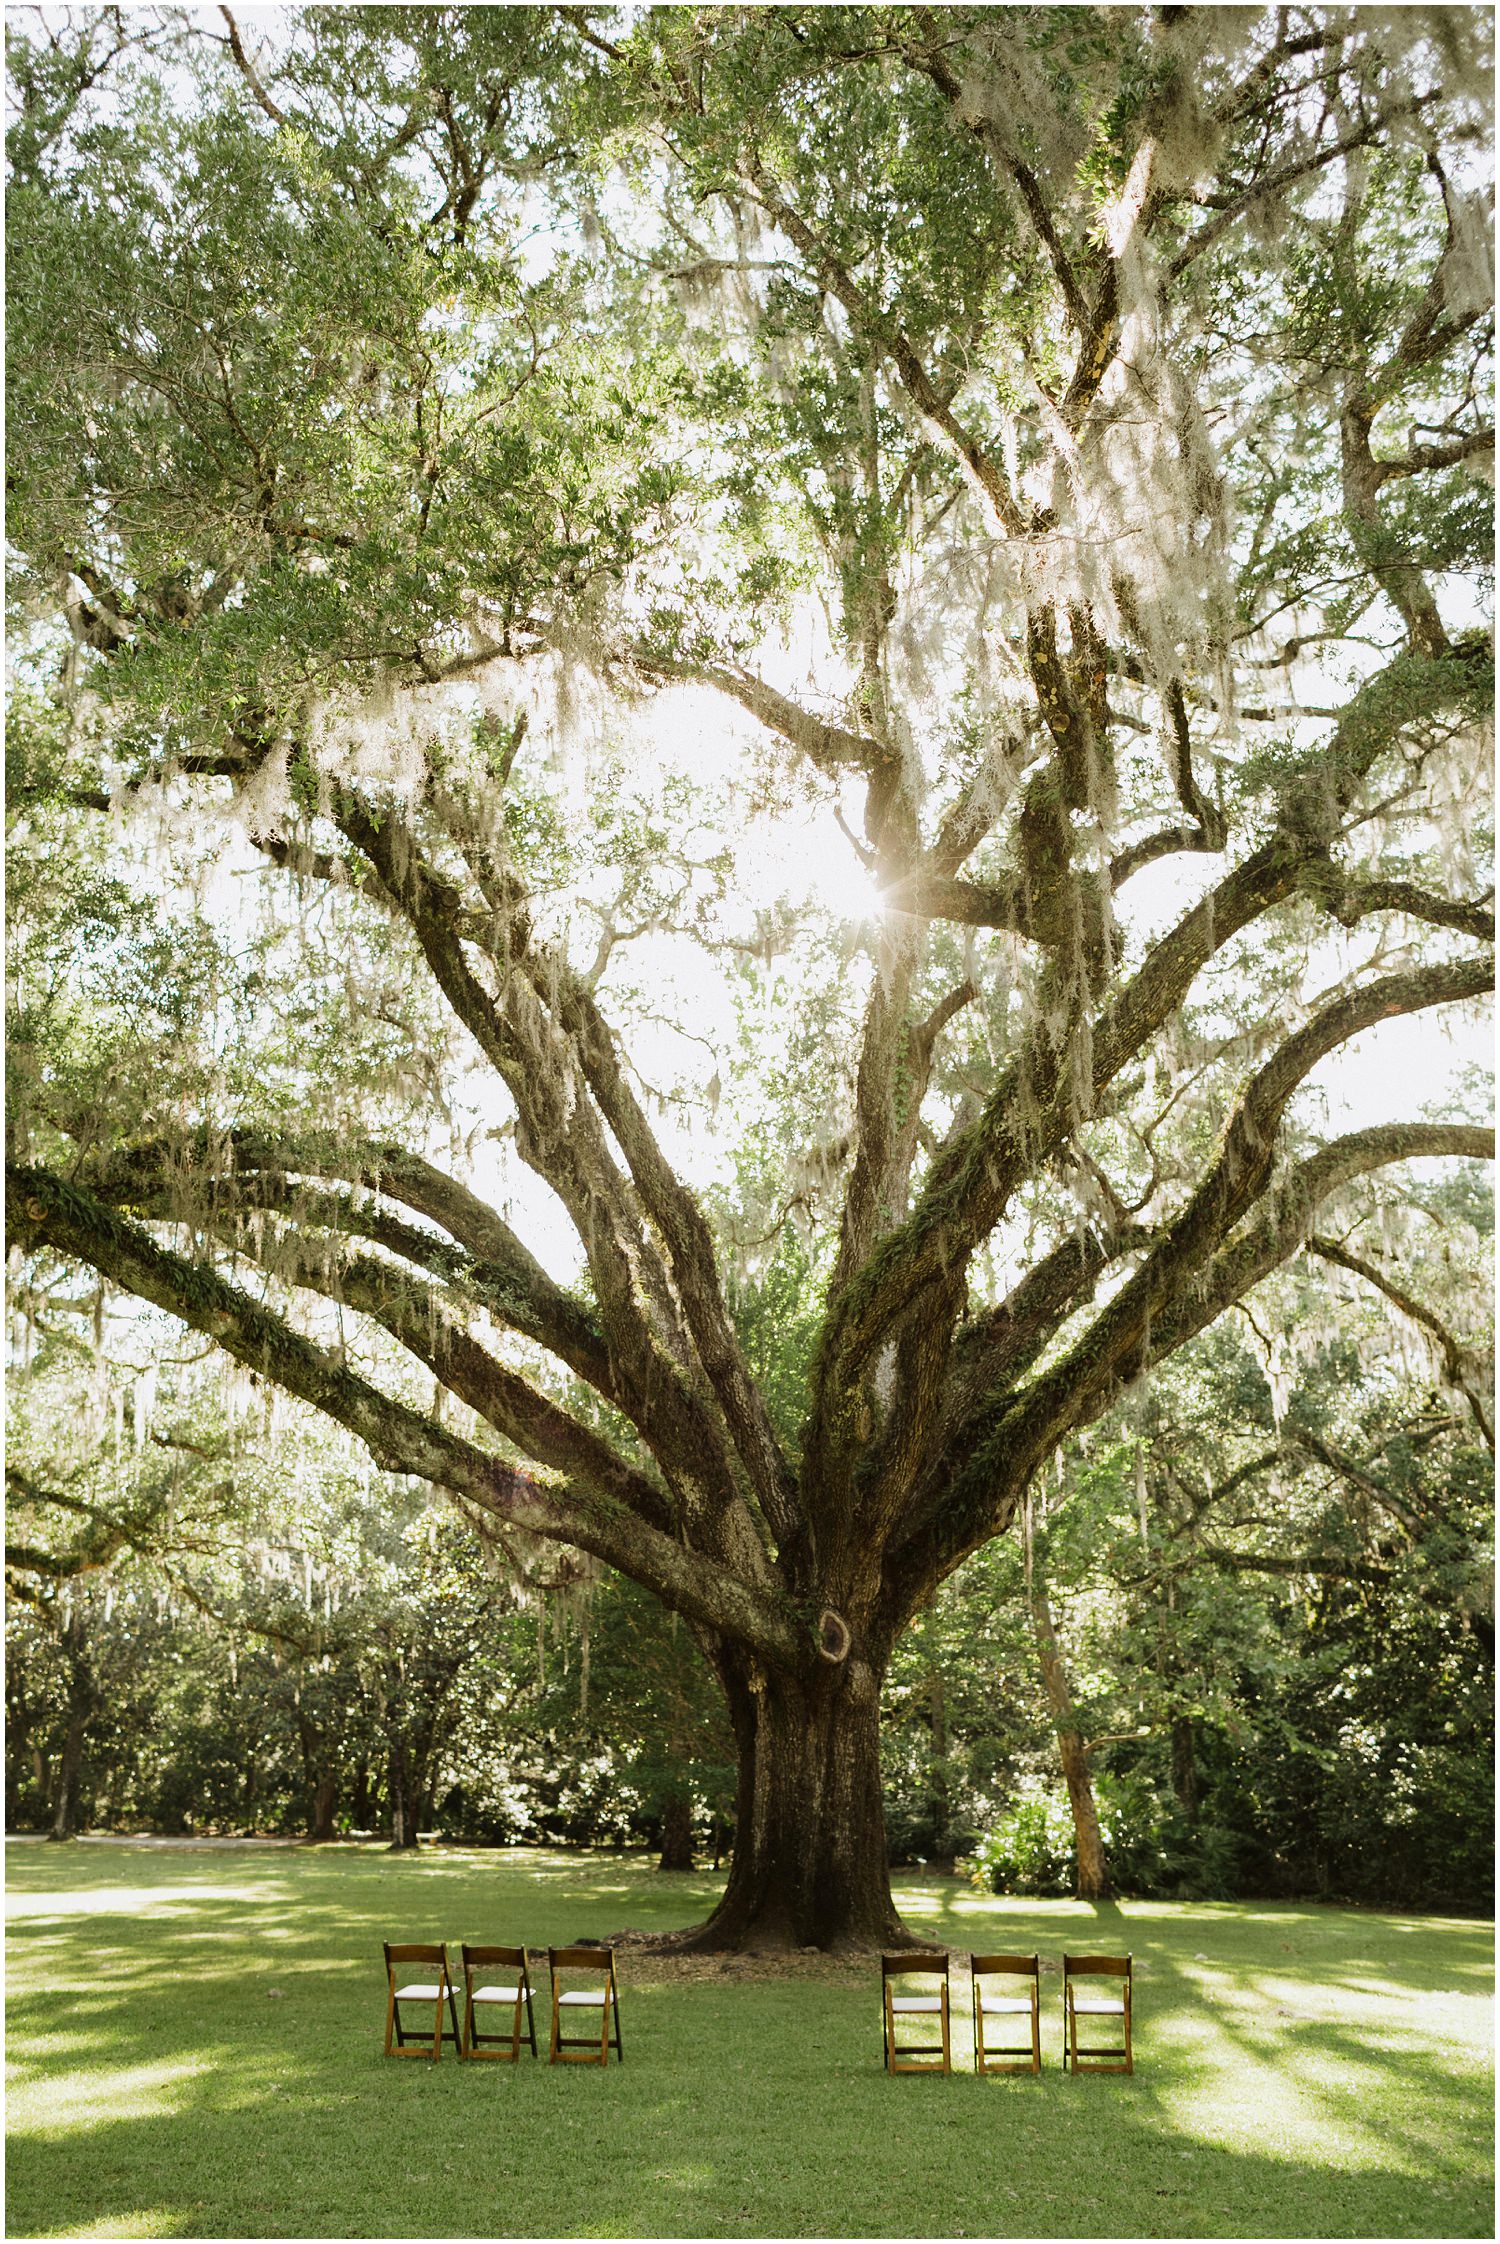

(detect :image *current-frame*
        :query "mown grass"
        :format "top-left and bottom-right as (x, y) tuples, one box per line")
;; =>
(4, 1838), (1493, 2239)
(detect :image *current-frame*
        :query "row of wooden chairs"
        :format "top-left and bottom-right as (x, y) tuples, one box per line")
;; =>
(882, 1951), (1133, 2075)
(383, 1943), (623, 2066)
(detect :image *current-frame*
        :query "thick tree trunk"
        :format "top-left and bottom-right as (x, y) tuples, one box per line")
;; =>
(1171, 1715), (1198, 1818)
(387, 1746), (420, 1850)
(49, 1708), (89, 1842)
(308, 1770), (339, 1843)
(928, 1668), (952, 1861)
(657, 1789), (695, 1872)
(296, 1706), (339, 1841)
(681, 1652), (909, 1952)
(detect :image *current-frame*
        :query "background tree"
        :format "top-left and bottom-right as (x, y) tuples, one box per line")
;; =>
(6, 5), (1492, 1948)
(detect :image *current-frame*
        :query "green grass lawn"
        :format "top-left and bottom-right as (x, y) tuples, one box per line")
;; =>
(5, 1839), (1493, 2239)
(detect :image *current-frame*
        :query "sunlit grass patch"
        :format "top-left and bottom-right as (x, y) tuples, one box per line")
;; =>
(5, 1841), (1493, 2239)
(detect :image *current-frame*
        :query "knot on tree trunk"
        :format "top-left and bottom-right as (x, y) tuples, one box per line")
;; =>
(817, 1607), (852, 1663)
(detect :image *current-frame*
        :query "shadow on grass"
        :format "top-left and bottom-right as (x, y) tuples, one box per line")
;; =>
(5, 1844), (1493, 2240)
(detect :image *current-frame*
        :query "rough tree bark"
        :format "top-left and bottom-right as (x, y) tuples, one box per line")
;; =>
(387, 1745), (421, 1852)
(690, 1651), (908, 1951)
(47, 1604), (98, 1844)
(656, 1792), (695, 1873)
(49, 1707), (90, 1843)
(1022, 1497), (1114, 1903)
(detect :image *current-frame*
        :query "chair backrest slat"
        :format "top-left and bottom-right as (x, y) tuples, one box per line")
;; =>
(550, 1944), (614, 1976)
(463, 1943), (527, 1970)
(971, 1952), (1038, 1977)
(882, 1950), (949, 1981)
(1063, 1952), (1130, 1977)
(385, 1941), (448, 1972)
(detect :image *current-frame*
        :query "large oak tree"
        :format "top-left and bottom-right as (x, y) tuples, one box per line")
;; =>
(6, 4), (1493, 1947)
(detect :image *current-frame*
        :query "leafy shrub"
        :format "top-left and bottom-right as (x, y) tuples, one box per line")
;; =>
(967, 1784), (1077, 1895)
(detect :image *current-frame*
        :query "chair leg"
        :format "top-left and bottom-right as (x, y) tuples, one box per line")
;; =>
(1030, 1993), (1041, 2075)
(940, 1993), (951, 2075)
(384, 1986), (396, 2058)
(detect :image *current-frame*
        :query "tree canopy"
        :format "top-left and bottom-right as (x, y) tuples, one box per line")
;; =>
(6, 3), (1493, 1948)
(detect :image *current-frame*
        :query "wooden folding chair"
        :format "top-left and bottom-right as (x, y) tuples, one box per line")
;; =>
(1062, 1952), (1133, 2074)
(971, 1952), (1041, 2074)
(548, 1944), (623, 2065)
(382, 1941), (461, 2060)
(461, 1943), (538, 2061)
(880, 1952), (951, 2074)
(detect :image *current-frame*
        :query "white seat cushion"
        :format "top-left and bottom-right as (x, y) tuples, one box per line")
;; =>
(472, 1985), (522, 2003)
(980, 1995), (1035, 2013)
(1071, 1996), (1126, 2013)
(394, 1982), (445, 2001)
(557, 1988), (608, 2005)
(890, 1994), (945, 2013)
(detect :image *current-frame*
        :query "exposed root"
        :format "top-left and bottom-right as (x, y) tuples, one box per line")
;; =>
(599, 1920), (949, 1970)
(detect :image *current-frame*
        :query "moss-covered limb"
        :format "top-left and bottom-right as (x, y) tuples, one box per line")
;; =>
(1306, 871), (1495, 942)
(926, 724), (1034, 875)
(4, 1470), (138, 1581)
(1138, 1121), (1496, 1384)
(1024, 607), (1107, 811)
(1003, 960), (1493, 1470)
(811, 837), (1306, 1426)
(1342, 396), (1451, 660)
(738, 153), (1027, 540)
(841, 1307), (955, 1563)
(251, 829), (404, 919)
(1164, 681), (1225, 843)
(325, 784), (748, 1521)
(903, 20), (1092, 334)
(74, 1129), (618, 1400)
(539, 953), (802, 1547)
(1305, 1233), (1494, 1451)
(1090, 837), (1308, 1088)
(907, 1220), (1150, 1517)
(882, 1116), (1494, 1629)
(7, 1156), (535, 1495)
(1109, 821), (1225, 888)
(1339, 189), (1491, 659)
(632, 649), (894, 779)
(6, 1160), (810, 1670)
(275, 1242), (681, 1538)
(1281, 1423), (1433, 1546)
(230, 1132), (613, 1377)
(879, 867), (1033, 935)
(5, 1542), (79, 1585)
(1193, 1544), (1396, 1584)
